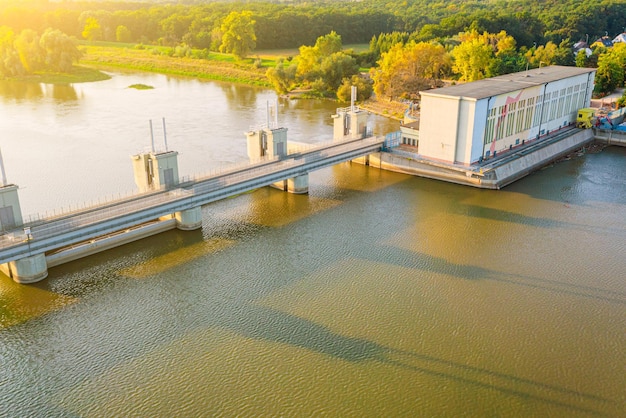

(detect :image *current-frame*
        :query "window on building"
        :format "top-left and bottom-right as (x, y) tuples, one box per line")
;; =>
(557, 92), (565, 118)
(484, 107), (496, 145)
(525, 97), (535, 130)
(541, 93), (552, 123)
(496, 105), (506, 140)
(506, 102), (516, 136)
(533, 95), (543, 127)
(516, 101), (525, 133)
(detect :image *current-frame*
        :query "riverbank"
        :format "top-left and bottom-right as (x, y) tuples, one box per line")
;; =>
(79, 44), (271, 87)
(1, 65), (111, 84)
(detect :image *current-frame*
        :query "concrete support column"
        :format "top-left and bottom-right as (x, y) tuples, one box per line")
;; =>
(175, 206), (202, 230)
(288, 174), (309, 194)
(1, 253), (48, 284)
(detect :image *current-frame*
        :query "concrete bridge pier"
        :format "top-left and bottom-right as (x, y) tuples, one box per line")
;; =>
(1, 253), (48, 284)
(174, 206), (202, 230)
(288, 175), (309, 194)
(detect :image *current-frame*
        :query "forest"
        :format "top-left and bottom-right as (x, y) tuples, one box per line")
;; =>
(0, 0), (625, 101)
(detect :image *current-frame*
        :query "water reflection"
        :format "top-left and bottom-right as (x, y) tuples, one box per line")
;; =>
(0, 80), (80, 104)
(218, 82), (261, 110)
(49, 84), (79, 102)
(0, 80), (44, 102)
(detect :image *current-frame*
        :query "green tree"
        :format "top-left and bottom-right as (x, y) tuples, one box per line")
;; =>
(116, 25), (131, 43)
(160, 13), (193, 44)
(594, 43), (626, 96)
(372, 41), (449, 100)
(318, 51), (359, 92)
(314, 30), (342, 57)
(292, 32), (358, 96)
(337, 75), (373, 102)
(594, 54), (623, 96)
(14, 29), (43, 73)
(82, 17), (102, 41)
(451, 30), (518, 80)
(451, 37), (492, 81)
(296, 44), (320, 81)
(0, 26), (23, 76)
(39, 28), (82, 72)
(525, 41), (558, 67)
(266, 58), (297, 94)
(575, 49), (590, 68)
(219, 11), (256, 60)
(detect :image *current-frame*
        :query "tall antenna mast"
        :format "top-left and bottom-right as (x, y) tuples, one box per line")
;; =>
(162, 117), (168, 152)
(351, 86), (357, 111)
(274, 97), (279, 127)
(149, 119), (155, 152)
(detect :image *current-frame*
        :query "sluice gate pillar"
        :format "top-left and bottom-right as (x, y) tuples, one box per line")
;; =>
(246, 102), (309, 194)
(132, 119), (202, 230)
(332, 87), (370, 141)
(332, 87), (372, 166)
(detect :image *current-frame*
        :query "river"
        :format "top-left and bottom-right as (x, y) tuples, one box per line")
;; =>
(0, 73), (624, 417)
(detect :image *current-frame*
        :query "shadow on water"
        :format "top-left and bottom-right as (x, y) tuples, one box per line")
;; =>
(452, 202), (625, 238)
(455, 204), (572, 229)
(361, 244), (626, 305)
(206, 302), (612, 416)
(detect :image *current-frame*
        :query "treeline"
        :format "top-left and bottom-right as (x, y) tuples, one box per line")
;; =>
(0, 0), (624, 100)
(1, 0), (624, 51)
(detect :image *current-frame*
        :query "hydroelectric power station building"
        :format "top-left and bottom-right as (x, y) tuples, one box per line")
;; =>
(384, 65), (598, 188)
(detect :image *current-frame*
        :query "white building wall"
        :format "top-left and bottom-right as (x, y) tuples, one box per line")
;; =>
(470, 99), (488, 163)
(454, 99), (475, 165)
(419, 95), (460, 163)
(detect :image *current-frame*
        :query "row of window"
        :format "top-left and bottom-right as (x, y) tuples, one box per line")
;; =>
(483, 82), (589, 145)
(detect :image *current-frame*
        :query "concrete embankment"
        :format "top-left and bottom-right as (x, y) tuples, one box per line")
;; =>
(594, 129), (626, 146)
(354, 128), (596, 189)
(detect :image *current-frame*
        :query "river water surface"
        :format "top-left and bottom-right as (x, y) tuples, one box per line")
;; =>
(0, 73), (624, 417)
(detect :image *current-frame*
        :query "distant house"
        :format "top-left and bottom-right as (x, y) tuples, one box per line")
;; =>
(573, 41), (592, 57)
(613, 33), (626, 44)
(591, 36), (614, 48)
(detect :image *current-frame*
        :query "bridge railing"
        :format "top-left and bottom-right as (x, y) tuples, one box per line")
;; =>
(21, 188), (148, 228)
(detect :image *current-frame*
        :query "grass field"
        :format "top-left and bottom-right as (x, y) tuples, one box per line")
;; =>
(79, 43), (272, 86)
(8, 41), (370, 87)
